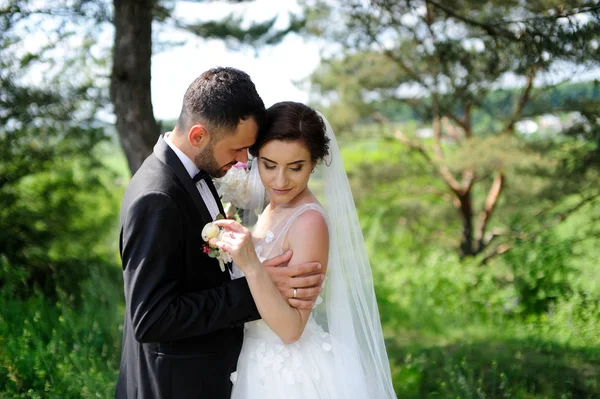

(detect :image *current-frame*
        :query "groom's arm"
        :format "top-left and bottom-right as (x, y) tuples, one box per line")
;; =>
(122, 191), (260, 343)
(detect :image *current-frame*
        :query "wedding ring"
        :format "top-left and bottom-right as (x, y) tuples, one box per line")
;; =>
(293, 288), (297, 299)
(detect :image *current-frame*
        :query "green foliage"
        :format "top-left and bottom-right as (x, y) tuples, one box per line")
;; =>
(364, 205), (600, 397)
(0, 258), (122, 398)
(180, 11), (306, 49)
(0, 81), (122, 298)
(503, 231), (574, 316)
(368, 225), (600, 397)
(0, 0), (124, 298)
(306, 0), (600, 259)
(389, 339), (600, 398)
(345, 138), (600, 397)
(371, 81), (600, 132)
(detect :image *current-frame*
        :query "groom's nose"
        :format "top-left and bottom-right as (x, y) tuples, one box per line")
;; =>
(238, 150), (249, 163)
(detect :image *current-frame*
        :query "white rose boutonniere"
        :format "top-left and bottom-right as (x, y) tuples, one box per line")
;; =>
(201, 218), (232, 272)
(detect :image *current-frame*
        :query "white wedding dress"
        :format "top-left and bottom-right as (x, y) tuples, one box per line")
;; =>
(230, 202), (339, 399)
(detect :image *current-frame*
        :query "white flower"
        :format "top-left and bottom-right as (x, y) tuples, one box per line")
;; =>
(201, 222), (220, 241)
(215, 163), (251, 208)
(201, 222), (230, 272)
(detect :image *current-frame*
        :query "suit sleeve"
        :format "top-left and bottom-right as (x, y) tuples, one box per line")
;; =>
(121, 191), (260, 343)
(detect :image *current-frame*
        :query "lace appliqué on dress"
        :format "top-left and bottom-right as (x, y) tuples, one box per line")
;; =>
(265, 230), (275, 244)
(232, 320), (332, 387)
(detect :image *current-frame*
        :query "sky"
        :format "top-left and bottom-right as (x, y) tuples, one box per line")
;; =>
(150, 0), (322, 121)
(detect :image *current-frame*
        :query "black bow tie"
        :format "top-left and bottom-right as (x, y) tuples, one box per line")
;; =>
(193, 170), (211, 183)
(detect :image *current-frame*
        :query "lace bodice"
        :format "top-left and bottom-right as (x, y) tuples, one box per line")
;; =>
(253, 202), (326, 263)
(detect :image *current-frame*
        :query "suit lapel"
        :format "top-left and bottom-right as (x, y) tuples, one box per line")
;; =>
(153, 135), (213, 223)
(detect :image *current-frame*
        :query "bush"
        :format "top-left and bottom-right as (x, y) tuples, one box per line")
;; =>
(0, 257), (123, 398)
(502, 231), (574, 316)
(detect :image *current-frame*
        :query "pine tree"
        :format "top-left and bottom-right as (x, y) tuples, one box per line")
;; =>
(305, 0), (600, 259)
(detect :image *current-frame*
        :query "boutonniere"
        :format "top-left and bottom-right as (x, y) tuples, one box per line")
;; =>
(201, 214), (231, 272)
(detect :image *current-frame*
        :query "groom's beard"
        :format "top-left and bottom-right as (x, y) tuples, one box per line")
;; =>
(194, 143), (232, 178)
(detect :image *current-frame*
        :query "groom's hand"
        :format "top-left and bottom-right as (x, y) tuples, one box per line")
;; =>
(262, 250), (325, 309)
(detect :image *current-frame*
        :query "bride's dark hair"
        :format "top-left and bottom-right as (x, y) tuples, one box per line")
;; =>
(250, 101), (330, 164)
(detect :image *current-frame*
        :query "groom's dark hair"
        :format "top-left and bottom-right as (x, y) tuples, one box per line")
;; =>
(175, 67), (266, 139)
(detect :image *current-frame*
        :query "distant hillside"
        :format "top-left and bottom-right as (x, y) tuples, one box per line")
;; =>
(372, 80), (600, 124)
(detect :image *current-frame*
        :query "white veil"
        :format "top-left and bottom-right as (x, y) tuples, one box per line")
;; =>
(311, 112), (397, 398)
(242, 112), (397, 398)
(241, 156), (266, 227)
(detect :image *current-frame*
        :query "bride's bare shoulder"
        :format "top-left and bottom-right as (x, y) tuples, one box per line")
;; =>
(288, 207), (329, 246)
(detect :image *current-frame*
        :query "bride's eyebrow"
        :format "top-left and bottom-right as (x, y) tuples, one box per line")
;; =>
(260, 157), (307, 165)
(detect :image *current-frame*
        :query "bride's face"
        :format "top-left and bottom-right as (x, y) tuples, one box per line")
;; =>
(257, 139), (314, 206)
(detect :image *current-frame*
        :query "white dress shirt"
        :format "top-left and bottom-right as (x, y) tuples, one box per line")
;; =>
(162, 133), (239, 279)
(163, 132), (221, 219)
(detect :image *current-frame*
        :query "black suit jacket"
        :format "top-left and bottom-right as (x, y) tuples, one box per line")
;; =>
(115, 138), (260, 399)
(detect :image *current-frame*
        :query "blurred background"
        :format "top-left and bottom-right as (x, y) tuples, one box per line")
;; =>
(1, 0), (599, 397)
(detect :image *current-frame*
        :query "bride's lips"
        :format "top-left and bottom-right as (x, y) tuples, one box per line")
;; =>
(271, 188), (292, 195)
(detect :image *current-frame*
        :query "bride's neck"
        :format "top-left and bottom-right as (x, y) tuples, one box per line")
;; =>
(269, 187), (313, 211)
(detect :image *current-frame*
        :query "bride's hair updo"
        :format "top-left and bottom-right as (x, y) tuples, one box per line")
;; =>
(250, 101), (330, 164)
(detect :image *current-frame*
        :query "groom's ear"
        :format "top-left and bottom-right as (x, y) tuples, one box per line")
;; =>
(188, 124), (210, 149)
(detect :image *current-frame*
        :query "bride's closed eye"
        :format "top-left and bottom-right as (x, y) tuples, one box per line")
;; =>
(262, 161), (304, 172)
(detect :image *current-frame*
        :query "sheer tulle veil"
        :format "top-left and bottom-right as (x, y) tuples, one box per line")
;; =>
(311, 112), (396, 398)
(244, 112), (397, 398)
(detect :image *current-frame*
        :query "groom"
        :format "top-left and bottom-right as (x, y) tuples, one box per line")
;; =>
(115, 67), (324, 399)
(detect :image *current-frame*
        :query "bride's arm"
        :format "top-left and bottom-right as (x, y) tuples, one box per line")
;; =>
(214, 211), (328, 344)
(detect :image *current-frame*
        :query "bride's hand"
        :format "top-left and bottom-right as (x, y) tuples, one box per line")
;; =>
(212, 219), (261, 272)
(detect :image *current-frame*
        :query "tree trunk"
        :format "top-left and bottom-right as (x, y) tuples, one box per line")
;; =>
(457, 191), (475, 258)
(111, 0), (160, 175)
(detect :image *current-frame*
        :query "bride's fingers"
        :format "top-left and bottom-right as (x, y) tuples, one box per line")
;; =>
(215, 241), (233, 253)
(213, 219), (246, 233)
(217, 235), (243, 249)
(219, 233), (251, 250)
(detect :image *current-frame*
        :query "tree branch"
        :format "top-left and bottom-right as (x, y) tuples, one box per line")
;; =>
(460, 169), (476, 194)
(554, 192), (600, 223)
(374, 111), (462, 193)
(432, 99), (445, 161)
(480, 192), (600, 265)
(489, 6), (600, 27)
(424, 0), (520, 41)
(441, 117), (462, 141)
(479, 243), (511, 266)
(475, 172), (505, 252)
(446, 111), (472, 137)
(505, 67), (538, 133)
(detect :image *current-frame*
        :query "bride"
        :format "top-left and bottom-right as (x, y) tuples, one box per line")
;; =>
(214, 102), (397, 398)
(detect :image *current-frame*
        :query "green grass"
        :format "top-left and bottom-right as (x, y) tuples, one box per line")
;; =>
(0, 261), (123, 398)
(388, 337), (600, 398)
